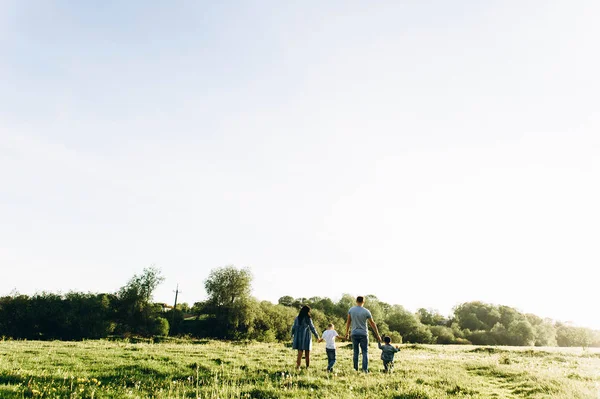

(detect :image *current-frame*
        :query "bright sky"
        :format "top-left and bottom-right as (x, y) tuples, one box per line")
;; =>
(1, 1), (599, 330)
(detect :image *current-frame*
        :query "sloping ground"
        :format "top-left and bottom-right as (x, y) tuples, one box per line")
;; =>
(0, 340), (598, 398)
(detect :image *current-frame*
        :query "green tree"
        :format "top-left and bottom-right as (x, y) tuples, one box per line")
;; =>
(507, 319), (535, 346)
(429, 325), (456, 344)
(454, 302), (502, 331)
(417, 308), (448, 326)
(204, 266), (255, 339)
(278, 296), (295, 307)
(115, 266), (165, 336)
(556, 324), (593, 347)
(205, 266), (252, 307)
(526, 314), (557, 346)
(385, 305), (433, 343)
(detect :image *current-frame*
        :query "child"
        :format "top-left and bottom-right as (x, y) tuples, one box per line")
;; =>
(378, 336), (400, 372)
(319, 323), (341, 372)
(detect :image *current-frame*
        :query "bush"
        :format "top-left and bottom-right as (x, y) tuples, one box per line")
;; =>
(388, 331), (403, 344)
(150, 317), (170, 337)
(253, 329), (277, 343)
(429, 326), (456, 344)
(467, 331), (497, 345)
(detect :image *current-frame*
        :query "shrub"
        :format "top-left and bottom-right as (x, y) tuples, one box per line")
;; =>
(429, 326), (456, 344)
(150, 317), (170, 337)
(467, 331), (497, 345)
(388, 331), (403, 344)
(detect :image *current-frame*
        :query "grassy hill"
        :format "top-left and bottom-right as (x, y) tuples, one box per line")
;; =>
(0, 339), (598, 398)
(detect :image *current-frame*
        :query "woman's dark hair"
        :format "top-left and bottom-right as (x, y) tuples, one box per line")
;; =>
(298, 305), (311, 322)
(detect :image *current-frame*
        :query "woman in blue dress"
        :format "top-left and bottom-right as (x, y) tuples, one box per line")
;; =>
(292, 305), (320, 369)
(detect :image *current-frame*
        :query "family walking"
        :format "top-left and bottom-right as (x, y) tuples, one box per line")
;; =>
(291, 296), (400, 373)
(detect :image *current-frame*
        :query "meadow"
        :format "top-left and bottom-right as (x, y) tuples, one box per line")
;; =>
(0, 339), (599, 399)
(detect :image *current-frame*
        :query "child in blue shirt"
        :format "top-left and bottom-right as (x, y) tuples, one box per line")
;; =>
(378, 336), (400, 372)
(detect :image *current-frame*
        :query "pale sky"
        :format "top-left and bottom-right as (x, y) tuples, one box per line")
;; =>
(1, 1), (599, 329)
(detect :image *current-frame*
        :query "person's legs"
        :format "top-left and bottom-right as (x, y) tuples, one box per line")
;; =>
(351, 335), (360, 371)
(296, 350), (303, 369)
(359, 335), (369, 372)
(326, 349), (336, 371)
(305, 350), (310, 368)
(383, 360), (389, 373)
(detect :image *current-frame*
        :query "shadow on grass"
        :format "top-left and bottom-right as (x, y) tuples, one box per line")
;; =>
(393, 393), (430, 399)
(469, 347), (507, 355)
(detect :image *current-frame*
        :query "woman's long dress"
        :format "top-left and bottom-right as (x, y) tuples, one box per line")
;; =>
(291, 316), (319, 351)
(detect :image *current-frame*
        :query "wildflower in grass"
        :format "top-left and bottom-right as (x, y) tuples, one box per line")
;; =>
(31, 389), (41, 395)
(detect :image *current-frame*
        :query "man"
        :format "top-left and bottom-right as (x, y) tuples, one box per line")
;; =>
(345, 296), (382, 372)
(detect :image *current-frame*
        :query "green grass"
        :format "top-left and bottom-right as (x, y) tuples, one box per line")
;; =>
(0, 340), (598, 398)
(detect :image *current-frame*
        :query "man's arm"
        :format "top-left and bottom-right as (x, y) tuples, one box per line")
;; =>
(368, 318), (382, 342)
(345, 314), (351, 339)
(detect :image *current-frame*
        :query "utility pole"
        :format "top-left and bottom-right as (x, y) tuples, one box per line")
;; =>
(173, 284), (181, 310)
(172, 284), (182, 328)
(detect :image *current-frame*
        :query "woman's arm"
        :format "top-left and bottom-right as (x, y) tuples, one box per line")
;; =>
(291, 317), (297, 337)
(309, 319), (319, 338)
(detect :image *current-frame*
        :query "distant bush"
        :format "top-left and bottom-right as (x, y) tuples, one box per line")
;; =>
(2, 266), (598, 347)
(429, 326), (456, 344)
(151, 317), (170, 337)
(467, 331), (497, 346)
(556, 325), (593, 348)
(388, 331), (403, 344)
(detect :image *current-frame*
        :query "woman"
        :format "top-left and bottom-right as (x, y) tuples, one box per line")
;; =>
(291, 305), (320, 369)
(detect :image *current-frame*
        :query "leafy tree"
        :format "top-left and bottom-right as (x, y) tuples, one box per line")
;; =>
(385, 305), (433, 343)
(191, 301), (206, 319)
(115, 266), (165, 336)
(429, 325), (456, 344)
(205, 266), (252, 307)
(253, 301), (297, 341)
(151, 317), (170, 336)
(278, 296), (295, 307)
(556, 324), (593, 347)
(526, 314), (557, 346)
(498, 306), (520, 328)
(417, 308), (448, 326)
(203, 266), (255, 339)
(507, 319), (535, 346)
(335, 294), (356, 319)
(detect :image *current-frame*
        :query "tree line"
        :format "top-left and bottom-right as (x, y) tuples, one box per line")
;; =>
(1, 266), (598, 348)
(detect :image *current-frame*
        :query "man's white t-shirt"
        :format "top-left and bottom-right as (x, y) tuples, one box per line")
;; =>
(322, 329), (339, 349)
